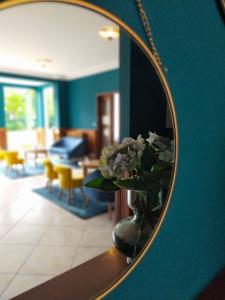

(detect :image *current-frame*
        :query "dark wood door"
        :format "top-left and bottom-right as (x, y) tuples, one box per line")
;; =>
(96, 93), (114, 157)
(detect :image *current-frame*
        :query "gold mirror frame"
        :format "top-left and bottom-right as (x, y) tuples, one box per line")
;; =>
(0, 0), (178, 298)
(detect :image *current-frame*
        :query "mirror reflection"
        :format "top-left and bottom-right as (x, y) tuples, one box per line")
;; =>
(0, 2), (174, 298)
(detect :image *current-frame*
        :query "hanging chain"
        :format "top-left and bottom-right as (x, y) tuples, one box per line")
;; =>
(136, 0), (167, 73)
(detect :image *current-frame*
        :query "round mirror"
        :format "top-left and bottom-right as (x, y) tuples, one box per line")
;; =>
(0, 1), (177, 299)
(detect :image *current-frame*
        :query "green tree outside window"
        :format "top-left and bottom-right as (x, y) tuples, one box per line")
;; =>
(4, 87), (36, 131)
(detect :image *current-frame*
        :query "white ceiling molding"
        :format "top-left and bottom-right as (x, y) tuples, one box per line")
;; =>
(66, 60), (119, 80)
(0, 66), (63, 81)
(0, 77), (47, 86)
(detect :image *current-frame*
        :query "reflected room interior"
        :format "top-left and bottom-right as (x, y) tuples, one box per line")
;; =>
(0, 2), (174, 299)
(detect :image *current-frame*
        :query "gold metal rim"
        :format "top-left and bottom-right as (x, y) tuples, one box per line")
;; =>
(0, 1), (179, 299)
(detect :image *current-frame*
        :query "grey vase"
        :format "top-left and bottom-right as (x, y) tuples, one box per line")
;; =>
(112, 190), (161, 261)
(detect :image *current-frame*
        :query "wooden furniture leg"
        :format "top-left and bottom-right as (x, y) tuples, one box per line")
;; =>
(46, 180), (50, 191)
(57, 189), (63, 200)
(49, 181), (53, 193)
(108, 203), (113, 220)
(67, 189), (72, 205)
(5, 166), (8, 175)
(80, 187), (89, 207)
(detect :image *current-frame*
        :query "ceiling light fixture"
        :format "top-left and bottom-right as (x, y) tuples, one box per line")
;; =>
(99, 26), (119, 41)
(36, 57), (52, 69)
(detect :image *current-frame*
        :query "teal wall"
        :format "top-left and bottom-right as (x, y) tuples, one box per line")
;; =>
(0, 84), (5, 127)
(119, 29), (131, 139)
(67, 69), (119, 129)
(54, 80), (69, 128)
(85, 1), (225, 299)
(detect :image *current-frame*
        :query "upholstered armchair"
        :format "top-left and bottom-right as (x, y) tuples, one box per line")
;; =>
(43, 159), (58, 192)
(0, 150), (5, 161)
(4, 151), (24, 175)
(54, 165), (85, 205)
(49, 136), (86, 160)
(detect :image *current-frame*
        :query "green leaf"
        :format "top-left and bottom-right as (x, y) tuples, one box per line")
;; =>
(141, 146), (158, 170)
(84, 177), (120, 192)
(116, 173), (161, 192)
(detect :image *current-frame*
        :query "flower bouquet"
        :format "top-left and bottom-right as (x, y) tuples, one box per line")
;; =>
(85, 132), (174, 259)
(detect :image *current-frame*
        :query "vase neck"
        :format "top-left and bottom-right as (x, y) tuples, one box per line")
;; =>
(127, 191), (160, 212)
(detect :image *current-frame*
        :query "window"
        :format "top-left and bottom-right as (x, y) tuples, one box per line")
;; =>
(4, 87), (36, 131)
(4, 87), (37, 150)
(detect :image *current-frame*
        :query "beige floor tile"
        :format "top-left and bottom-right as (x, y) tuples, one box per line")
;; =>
(0, 225), (48, 245)
(0, 208), (27, 225)
(7, 196), (38, 212)
(0, 274), (14, 295)
(39, 226), (84, 246)
(80, 224), (114, 247)
(0, 199), (12, 210)
(0, 245), (33, 273)
(1, 274), (52, 300)
(19, 207), (86, 228)
(18, 210), (63, 226)
(0, 225), (13, 238)
(32, 199), (61, 212)
(0, 174), (114, 298)
(19, 245), (76, 275)
(87, 213), (114, 227)
(54, 214), (86, 227)
(72, 246), (110, 268)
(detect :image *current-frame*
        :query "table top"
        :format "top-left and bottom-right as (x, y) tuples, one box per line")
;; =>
(25, 148), (48, 154)
(78, 159), (99, 168)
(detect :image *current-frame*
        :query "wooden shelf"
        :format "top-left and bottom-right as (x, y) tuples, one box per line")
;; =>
(12, 248), (128, 300)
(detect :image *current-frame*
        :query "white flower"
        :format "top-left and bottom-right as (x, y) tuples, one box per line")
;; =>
(99, 164), (112, 179)
(147, 132), (158, 145)
(122, 137), (135, 146)
(101, 144), (120, 160)
(99, 132), (173, 181)
(112, 152), (136, 177)
(132, 135), (146, 152)
(137, 150), (143, 160)
(159, 150), (172, 163)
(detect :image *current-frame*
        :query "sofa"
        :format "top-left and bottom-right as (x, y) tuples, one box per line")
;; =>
(49, 136), (86, 160)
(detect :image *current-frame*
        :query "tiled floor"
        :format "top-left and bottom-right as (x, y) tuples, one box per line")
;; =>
(0, 174), (114, 299)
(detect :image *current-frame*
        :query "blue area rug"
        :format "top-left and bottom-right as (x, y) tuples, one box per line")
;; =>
(32, 186), (108, 219)
(0, 163), (44, 179)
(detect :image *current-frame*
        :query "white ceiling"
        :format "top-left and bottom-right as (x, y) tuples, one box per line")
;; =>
(0, 2), (119, 80)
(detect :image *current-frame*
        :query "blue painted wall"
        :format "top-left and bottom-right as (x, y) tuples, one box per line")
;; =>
(119, 29), (130, 139)
(84, 0), (225, 299)
(54, 80), (69, 128)
(67, 69), (119, 129)
(0, 84), (5, 127)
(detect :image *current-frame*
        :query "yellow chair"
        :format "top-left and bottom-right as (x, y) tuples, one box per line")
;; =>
(43, 160), (58, 192)
(4, 151), (24, 175)
(54, 165), (85, 205)
(0, 150), (5, 161)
